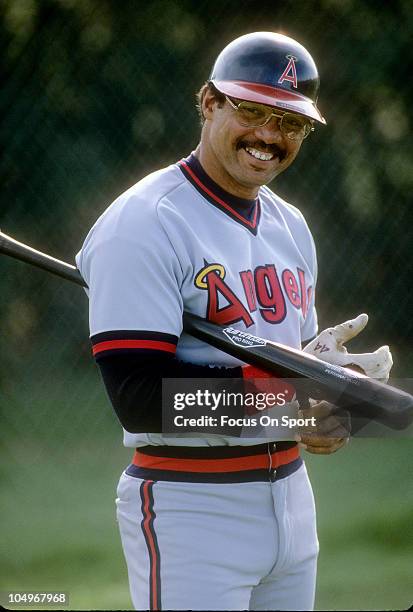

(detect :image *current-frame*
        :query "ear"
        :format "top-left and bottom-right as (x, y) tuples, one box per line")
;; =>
(202, 88), (219, 120)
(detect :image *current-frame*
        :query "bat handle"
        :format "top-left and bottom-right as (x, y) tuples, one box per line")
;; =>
(0, 230), (87, 287)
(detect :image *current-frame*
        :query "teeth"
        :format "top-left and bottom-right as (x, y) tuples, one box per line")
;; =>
(245, 147), (274, 161)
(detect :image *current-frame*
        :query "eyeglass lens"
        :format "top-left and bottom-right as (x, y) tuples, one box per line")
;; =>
(236, 101), (311, 138)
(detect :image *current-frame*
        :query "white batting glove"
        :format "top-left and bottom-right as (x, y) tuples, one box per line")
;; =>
(303, 314), (393, 382)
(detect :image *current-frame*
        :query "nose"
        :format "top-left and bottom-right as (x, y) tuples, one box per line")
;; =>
(252, 116), (285, 144)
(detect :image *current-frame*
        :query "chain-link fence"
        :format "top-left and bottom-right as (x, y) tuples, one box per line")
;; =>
(1, 1), (412, 610)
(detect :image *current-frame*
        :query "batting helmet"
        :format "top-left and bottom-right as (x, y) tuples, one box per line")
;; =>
(209, 32), (326, 124)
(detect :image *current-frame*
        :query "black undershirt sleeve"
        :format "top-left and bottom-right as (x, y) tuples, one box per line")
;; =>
(96, 352), (242, 433)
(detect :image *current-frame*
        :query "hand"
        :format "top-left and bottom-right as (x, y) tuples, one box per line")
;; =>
(297, 399), (350, 455)
(303, 313), (393, 382)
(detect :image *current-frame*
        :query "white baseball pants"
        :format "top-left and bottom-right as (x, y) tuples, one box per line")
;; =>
(116, 455), (318, 611)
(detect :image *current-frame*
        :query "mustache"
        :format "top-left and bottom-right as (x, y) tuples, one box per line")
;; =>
(237, 140), (287, 161)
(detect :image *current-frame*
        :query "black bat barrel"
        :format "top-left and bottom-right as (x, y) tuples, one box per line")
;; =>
(2, 230), (412, 431)
(183, 312), (413, 430)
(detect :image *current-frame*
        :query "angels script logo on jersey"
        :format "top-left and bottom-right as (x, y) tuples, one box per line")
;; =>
(194, 261), (313, 328)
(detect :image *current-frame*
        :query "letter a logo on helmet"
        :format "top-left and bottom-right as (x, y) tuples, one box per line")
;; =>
(278, 55), (298, 89)
(209, 32), (326, 124)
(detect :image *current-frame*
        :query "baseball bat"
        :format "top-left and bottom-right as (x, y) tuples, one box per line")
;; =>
(1, 229), (412, 430)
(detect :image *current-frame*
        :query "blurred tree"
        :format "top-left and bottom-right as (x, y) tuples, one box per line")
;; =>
(1, 0), (412, 372)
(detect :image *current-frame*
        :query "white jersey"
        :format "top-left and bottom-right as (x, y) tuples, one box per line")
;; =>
(76, 154), (318, 448)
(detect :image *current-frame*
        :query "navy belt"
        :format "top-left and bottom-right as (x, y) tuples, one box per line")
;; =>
(125, 442), (302, 483)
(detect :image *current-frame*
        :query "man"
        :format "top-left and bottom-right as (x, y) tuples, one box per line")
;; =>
(76, 32), (392, 611)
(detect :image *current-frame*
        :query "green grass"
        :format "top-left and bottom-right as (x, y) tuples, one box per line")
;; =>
(1, 442), (133, 610)
(306, 439), (413, 611)
(1, 437), (412, 610)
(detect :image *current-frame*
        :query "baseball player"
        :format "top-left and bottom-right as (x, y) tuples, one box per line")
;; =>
(76, 32), (392, 611)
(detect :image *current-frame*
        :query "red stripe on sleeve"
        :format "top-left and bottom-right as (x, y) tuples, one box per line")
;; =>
(92, 339), (176, 356)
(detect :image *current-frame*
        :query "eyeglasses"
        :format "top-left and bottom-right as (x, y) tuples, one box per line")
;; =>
(225, 96), (314, 140)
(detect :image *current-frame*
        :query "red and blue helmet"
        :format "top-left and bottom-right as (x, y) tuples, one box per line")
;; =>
(209, 32), (326, 124)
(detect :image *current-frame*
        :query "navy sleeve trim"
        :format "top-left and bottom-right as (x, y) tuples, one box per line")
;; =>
(91, 330), (179, 358)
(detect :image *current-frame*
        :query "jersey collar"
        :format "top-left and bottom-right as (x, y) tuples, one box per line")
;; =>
(178, 153), (261, 236)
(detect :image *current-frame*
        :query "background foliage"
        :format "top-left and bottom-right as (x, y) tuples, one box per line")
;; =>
(1, 0), (412, 610)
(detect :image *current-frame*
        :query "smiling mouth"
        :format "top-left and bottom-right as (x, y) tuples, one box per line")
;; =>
(239, 142), (287, 163)
(245, 146), (274, 161)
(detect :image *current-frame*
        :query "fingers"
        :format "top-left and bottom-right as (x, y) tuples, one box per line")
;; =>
(303, 313), (369, 361)
(332, 313), (368, 344)
(303, 313), (393, 382)
(300, 436), (349, 455)
(299, 402), (351, 439)
(298, 400), (350, 455)
(341, 345), (393, 381)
